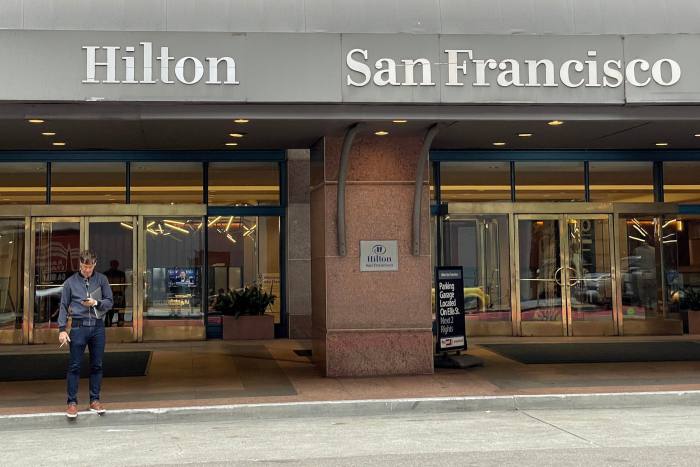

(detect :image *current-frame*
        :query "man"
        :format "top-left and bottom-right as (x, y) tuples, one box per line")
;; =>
(58, 250), (114, 419)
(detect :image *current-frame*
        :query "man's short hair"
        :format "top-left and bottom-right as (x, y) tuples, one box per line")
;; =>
(79, 250), (97, 265)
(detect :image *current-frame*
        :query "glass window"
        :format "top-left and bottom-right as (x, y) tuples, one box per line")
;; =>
(440, 162), (511, 202)
(515, 162), (584, 201)
(208, 162), (280, 206)
(590, 162), (654, 202)
(131, 163), (203, 204)
(663, 162), (700, 204)
(0, 163), (45, 204)
(143, 217), (204, 328)
(207, 215), (281, 326)
(441, 215), (512, 335)
(51, 162), (126, 204)
(0, 220), (25, 331)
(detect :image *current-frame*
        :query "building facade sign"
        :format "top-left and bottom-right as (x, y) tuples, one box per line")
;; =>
(1, 31), (700, 104)
(360, 240), (398, 272)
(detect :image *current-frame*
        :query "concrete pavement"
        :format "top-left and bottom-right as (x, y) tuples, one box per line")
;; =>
(3, 406), (700, 466)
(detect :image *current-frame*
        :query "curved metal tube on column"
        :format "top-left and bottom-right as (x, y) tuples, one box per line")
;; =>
(412, 124), (441, 256)
(337, 122), (364, 257)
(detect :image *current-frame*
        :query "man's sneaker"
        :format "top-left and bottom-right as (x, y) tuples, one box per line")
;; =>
(89, 400), (106, 415)
(66, 403), (78, 419)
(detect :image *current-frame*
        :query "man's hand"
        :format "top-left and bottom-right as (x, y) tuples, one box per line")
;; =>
(59, 331), (71, 347)
(81, 298), (98, 307)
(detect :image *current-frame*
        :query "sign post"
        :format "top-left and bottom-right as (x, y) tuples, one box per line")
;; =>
(435, 266), (466, 353)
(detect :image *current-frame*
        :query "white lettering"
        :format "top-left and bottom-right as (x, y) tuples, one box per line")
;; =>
(585, 50), (601, 87)
(402, 58), (435, 86)
(82, 46), (119, 84)
(373, 58), (399, 86)
(157, 47), (174, 84)
(122, 46), (137, 84)
(205, 57), (239, 84)
(140, 42), (156, 84)
(444, 49), (473, 86)
(496, 59), (523, 87)
(473, 59), (497, 87)
(626, 59), (651, 87)
(525, 59), (557, 87)
(603, 59), (623, 87)
(346, 49), (371, 86)
(651, 58), (681, 86)
(560, 59), (585, 88)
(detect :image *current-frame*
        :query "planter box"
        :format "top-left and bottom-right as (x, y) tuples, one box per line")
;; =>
(222, 314), (274, 340)
(689, 310), (700, 335)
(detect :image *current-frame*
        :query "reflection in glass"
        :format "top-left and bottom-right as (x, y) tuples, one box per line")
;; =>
(34, 221), (81, 329)
(131, 163), (203, 204)
(442, 216), (511, 327)
(144, 218), (204, 326)
(0, 220), (25, 330)
(440, 162), (511, 202)
(567, 218), (614, 322)
(207, 216), (281, 327)
(518, 220), (563, 322)
(208, 163), (280, 206)
(617, 215), (682, 333)
(515, 162), (584, 201)
(663, 162), (700, 204)
(590, 162), (653, 202)
(51, 163), (126, 204)
(89, 222), (134, 328)
(0, 163), (45, 204)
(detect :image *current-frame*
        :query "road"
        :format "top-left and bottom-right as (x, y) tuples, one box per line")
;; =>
(4, 405), (700, 466)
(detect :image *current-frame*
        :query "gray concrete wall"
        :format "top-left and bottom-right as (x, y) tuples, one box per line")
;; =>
(286, 149), (312, 338)
(2, 0), (700, 35)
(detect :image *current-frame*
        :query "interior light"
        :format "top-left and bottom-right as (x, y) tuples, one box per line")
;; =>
(119, 222), (134, 230)
(374, 131), (389, 136)
(655, 142), (669, 147)
(163, 222), (190, 234)
(42, 132), (56, 136)
(229, 133), (245, 138)
(207, 216), (222, 227)
(547, 120), (564, 126)
(28, 119), (44, 124)
(225, 142), (238, 147)
(234, 119), (249, 123)
(392, 120), (408, 123)
(518, 133), (533, 137)
(225, 216), (233, 232)
(492, 142), (506, 146)
(52, 142), (66, 146)
(695, 134), (700, 137)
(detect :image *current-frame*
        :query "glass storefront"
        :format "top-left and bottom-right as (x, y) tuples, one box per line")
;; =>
(0, 220), (24, 334)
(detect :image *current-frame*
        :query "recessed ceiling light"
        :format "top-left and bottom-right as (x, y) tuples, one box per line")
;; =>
(234, 119), (249, 123)
(42, 132), (56, 136)
(547, 120), (564, 126)
(225, 142), (238, 147)
(694, 134), (700, 137)
(655, 142), (669, 147)
(392, 120), (408, 123)
(52, 142), (66, 146)
(229, 133), (245, 138)
(518, 133), (533, 137)
(374, 131), (389, 136)
(28, 119), (44, 124)
(492, 142), (506, 146)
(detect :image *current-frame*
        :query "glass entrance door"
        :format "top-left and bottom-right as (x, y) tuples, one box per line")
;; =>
(515, 214), (616, 336)
(30, 217), (137, 344)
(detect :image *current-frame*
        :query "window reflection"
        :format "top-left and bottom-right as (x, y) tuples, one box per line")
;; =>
(663, 162), (700, 204)
(590, 162), (653, 202)
(515, 162), (584, 201)
(131, 163), (203, 204)
(0, 163), (45, 204)
(51, 162), (125, 204)
(440, 162), (511, 202)
(208, 162), (280, 206)
(0, 220), (24, 331)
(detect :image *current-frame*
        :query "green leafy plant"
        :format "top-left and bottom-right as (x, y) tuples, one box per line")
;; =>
(214, 284), (276, 318)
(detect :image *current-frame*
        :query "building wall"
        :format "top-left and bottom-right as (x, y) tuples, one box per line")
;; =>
(2, 0), (700, 35)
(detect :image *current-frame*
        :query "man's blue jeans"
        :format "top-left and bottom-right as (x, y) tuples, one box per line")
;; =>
(66, 322), (105, 404)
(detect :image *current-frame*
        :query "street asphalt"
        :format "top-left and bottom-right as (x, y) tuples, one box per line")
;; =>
(4, 405), (700, 466)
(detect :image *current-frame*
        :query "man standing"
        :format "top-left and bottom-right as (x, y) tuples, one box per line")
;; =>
(58, 250), (113, 419)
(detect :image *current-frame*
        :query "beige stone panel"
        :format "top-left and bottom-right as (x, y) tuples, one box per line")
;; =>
(323, 183), (431, 258)
(287, 258), (311, 316)
(326, 330), (433, 377)
(287, 203), (310, 260)
(325, 255), (432, 330)
(324, 136), (427, 183)
(287, 151), (310, 204)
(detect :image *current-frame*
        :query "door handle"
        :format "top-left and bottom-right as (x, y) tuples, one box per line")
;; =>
(567, 266), (580, 286)
(553, 267), (564, 286)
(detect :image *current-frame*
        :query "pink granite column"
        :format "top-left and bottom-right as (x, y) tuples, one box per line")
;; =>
(310, 135), (433, 377)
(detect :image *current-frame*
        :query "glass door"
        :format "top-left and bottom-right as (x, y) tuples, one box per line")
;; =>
(31, 218), (82, 343)
(30, 216), (137, 344)
(515, 214), (617, 336)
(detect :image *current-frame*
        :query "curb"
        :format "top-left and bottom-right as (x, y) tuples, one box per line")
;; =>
(2, 390), (700, 431)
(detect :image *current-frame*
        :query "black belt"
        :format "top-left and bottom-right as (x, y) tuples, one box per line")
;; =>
(71, 318), (103, 327)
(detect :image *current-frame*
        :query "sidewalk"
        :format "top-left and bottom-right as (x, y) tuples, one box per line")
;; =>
(1, 337), (700, 419)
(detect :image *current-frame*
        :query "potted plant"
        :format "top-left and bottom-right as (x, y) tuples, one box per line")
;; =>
(683, 288), (700, 335)
(214, 283), (276, 340)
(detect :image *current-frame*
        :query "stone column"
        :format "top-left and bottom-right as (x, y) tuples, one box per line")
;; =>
(310, 136), (433, 377)
(286, 149), (312, 338)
